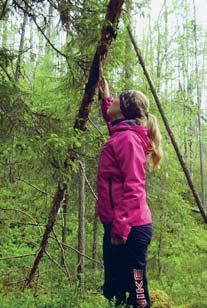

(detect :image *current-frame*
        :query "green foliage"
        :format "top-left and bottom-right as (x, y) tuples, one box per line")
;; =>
(1, 0), (207, 307)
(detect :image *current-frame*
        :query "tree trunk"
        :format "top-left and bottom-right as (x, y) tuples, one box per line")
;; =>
(124, 0), (133, 81)
(45, 3), (53, 52)
(77, 162), (86, 289)
(192, 0), (205, 206)
(61, 187), (69, 267)
(1, 2), (8, 48)
(15, 10), (27, 82)
(74, 0), (125, 130)
(92, 207), (98, 270)
(128, 26), (207, 223)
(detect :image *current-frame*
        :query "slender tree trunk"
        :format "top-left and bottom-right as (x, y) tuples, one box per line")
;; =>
(163, 0), (168, 97)
(92, 207), (98, 270)
(124, 0), (133, 81)
(29, 19), (34, 61)
(61, 187), (69, 267)
(7, 137), (14, 183)
(1, 4), (8, 48)
(192, 0), (205, 206)
(156, 24), (161, 92)
(157, 224), (163, 279)
(45, 3), (53, 52)
(147, 13), (154, 75)
(128, 26), (207, 223)
(6, 10), (27, 183)
(77, 162), (86, 289)
(15, 11), (27, 82)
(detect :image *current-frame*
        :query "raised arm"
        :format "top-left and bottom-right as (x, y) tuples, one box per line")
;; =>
(100, 96), (113, 128)
(99, 77), (113, 134)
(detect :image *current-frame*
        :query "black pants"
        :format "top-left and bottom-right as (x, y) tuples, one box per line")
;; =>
(102, 223), (153, 308)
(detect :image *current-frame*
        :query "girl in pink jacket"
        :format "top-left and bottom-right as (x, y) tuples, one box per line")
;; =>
(97, 78), (163, 307)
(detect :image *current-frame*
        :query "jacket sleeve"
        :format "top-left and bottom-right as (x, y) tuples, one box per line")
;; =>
(100, 96), (113, 134)
(111, 133), (146, 242)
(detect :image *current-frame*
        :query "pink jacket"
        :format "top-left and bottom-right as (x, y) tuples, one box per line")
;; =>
(96, 97), (153, 241)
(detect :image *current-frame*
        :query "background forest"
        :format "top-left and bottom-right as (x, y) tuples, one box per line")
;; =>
(0, 0), (207, 307)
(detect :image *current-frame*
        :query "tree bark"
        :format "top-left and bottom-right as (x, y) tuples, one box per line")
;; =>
(124, 0), (133, 81)
(61, 187), (69, 267)
(127, 26), (207, 223)
(74, 0), (125, 130)
(45, 3), (53, 52)
(92, 207), (98, 270)
(1, 1), (8, 47)
(77, 162), (86, 289)
(15, 10), (27, 82)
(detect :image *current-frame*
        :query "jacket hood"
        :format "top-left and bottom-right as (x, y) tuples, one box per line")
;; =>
(110, 119), (152, 155)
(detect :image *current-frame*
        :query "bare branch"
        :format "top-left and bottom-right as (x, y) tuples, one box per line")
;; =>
(49, 235), (102, 266)
(14, 176), (51, 196)
(52, 230), (71, 283)
(0, 253), (36, 260)
(127, 25), (207, 223)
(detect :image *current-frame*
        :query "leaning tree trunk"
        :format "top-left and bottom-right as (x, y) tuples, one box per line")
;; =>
(74, 0), (125, 130)
(127, 26), (207, 223)
(23, 0), (125, 290)
(22, 184), (67, 289)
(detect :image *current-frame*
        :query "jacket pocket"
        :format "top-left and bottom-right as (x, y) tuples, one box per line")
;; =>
(108, 176), (114, 209)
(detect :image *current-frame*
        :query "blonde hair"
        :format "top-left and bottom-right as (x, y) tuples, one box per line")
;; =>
(133, 91), (163, 170)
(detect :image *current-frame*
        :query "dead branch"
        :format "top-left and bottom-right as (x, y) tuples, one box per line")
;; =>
(127, 25), (207, 223)
(52, 230), (71, 283)
(49, 235), (102, 266)
(81, 165), (98, 201)
(0, 253), (36, 260)
(14, 176), (50, 196)
(22, 184), (67, 289)
(88, 116), (106, 141)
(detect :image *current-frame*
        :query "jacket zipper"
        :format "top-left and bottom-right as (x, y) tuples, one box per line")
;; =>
(108, 176), (114, 209)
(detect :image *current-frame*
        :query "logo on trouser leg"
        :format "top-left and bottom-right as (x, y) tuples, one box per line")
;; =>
(133, 269), (148, 307)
